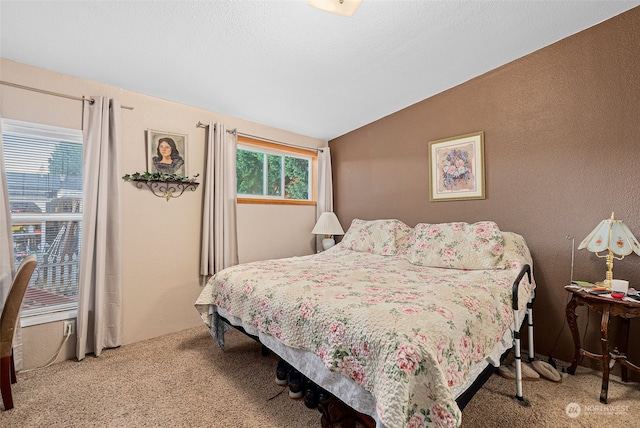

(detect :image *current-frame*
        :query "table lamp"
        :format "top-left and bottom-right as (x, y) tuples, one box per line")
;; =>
(578, 212), (640, 288)
(312, 212), (345, 251)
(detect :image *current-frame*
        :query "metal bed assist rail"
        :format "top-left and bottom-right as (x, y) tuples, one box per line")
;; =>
(459, 263), (535, 410)
(511, 264), (534, 405)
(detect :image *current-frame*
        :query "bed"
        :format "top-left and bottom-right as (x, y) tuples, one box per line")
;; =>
(195, 219), (535, 428)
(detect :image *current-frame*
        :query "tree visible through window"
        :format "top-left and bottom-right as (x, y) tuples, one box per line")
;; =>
(48, 143), (82, 176)
(236, 136), (316, 204)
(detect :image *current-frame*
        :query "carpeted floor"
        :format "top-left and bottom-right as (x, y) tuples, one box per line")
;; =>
(1, 325), (639, 427)
(461, 360), (640, 427)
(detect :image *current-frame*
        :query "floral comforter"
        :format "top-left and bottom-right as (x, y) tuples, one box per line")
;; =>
(195, 240), (534, 428)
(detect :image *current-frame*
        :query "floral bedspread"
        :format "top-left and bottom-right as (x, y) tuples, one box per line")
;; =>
(195, 242), (534, 428)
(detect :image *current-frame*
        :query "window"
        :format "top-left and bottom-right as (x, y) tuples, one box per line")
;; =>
(2, 119), (83, 318)
(236, 136), (317, 205)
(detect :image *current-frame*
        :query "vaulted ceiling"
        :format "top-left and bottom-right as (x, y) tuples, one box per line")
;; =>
(1, 1), (638, 140)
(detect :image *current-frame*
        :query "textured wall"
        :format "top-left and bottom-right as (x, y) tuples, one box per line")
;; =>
(330, 8), (640, 370)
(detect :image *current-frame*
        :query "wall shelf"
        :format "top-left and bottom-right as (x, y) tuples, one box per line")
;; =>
(128, 179), (199, 201)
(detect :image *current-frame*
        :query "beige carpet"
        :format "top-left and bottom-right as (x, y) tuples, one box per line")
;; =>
(461, 362), (640, 427)
(1, 325), (639, 427)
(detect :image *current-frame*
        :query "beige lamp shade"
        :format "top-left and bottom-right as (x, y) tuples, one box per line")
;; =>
(312, 212), (345, 236)
(312, 212), (344, 250)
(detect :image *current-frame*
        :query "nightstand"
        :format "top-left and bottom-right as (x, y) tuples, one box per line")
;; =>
(565, 285), (640, 403)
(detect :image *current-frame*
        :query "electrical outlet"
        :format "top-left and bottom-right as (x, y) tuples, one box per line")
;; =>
(63, 320), (76, 336)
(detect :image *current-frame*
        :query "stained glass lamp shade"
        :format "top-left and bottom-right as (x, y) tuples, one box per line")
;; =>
(578, 212), (640, 288)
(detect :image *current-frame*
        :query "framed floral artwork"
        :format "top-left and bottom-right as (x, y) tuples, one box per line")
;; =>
(147, 129), (187, 176)
(428, 131), (485, 201)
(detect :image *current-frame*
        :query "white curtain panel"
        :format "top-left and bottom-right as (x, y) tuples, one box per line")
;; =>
(0, 118), (24, 370)
(200, 122), (238, 276)
(316, 147), (334, 250)
(200, 123), (215, 276)
(0, 119), (15, 305)
(77, 97), (123, 360)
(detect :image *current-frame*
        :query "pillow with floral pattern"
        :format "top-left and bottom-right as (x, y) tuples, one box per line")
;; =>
(501, 231), (533, 271)
(341, 219), (413, 255)
(405, 221), (506, 269)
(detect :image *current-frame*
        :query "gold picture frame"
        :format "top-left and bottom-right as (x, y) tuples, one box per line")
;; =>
(147, 129), (187, 176)
(428, 131), (485, 201)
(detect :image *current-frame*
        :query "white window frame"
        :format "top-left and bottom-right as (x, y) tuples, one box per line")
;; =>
(236, 136), (317, 206)
(2, 118), (83, 323)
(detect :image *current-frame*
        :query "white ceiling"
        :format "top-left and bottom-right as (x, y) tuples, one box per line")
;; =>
(1, 1), (638, 141)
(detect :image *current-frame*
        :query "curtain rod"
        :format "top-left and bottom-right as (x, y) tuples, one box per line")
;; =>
(196, 121), (323, 153)
(0, 80), (134, 110)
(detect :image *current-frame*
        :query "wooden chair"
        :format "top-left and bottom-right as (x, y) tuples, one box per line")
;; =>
(0, 254), (37, 411)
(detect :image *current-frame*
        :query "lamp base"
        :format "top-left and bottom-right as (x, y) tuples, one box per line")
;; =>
(322, 237), (336, 251)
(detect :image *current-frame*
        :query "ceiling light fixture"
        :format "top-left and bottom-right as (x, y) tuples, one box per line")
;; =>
(308, 0), (362, 17)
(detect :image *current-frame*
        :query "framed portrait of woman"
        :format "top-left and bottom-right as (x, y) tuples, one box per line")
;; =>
(147, 129), (188, 176)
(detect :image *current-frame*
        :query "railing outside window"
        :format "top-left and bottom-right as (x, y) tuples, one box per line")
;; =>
(12, 214), (81, 316)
